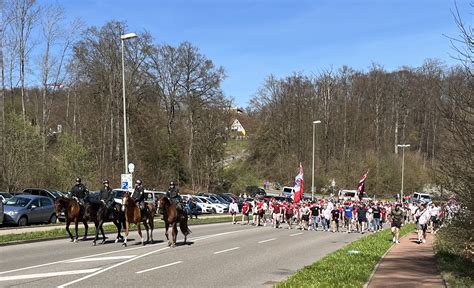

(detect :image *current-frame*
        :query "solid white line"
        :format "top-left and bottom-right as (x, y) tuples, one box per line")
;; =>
(289, 232), (303, 237)
(258, 238), (276, 244)
(66, 256), (136, 263)
(0, 269), (101, 282)
(57, 247), (170, 288)
(213, 247), (240, 254)
(136, 261), (182, 274)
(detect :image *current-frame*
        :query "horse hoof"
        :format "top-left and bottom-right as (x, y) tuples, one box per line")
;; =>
(142, 242), (145, 246)
(93, 242), (97, 246)
(171, 244), (176, 248)
(100, 241), (106, 245)
(82, 237), (87, 241)
(115, 239), (119, 244)
(122, 243), (127, 247)
(73, 239), (78, 243)
(70, 239), (74, 242)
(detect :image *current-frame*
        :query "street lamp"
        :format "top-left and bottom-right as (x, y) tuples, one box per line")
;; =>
(121, 32), (137, 174)
(312, 120), (321, 201)
(397, 144), (410, 203)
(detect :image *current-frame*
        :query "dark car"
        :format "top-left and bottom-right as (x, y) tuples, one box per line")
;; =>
(246, 186), (266, 197)
(20, 188), (63, 201)
(3, 195), (57, 226)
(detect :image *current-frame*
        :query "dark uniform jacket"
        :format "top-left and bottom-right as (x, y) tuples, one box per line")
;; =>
(132, 185), (145, 204)
(99, 187), (114, 203)
(70, 183), (89, 199)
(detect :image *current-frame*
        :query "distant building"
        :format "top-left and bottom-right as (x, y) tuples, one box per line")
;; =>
(230, 119), (246, 136)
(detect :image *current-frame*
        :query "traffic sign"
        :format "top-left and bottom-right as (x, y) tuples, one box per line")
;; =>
(128, 163), (135, 173)
(121, 174), (133, 190)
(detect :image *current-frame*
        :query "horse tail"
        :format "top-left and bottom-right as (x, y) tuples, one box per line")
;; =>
(180, 218), (191, 236)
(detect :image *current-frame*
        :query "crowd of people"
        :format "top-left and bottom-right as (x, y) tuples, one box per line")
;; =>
(228, 195), (455, 245)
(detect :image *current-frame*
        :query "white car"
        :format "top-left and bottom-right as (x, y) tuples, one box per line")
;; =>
(198, 196), (228, 214)
(183, 195), (213, 214)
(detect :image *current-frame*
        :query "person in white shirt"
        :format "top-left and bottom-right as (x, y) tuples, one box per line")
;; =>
(429, 203), (440, 234)
(415, 203), (430, 244)
(229, 199), (239, 224)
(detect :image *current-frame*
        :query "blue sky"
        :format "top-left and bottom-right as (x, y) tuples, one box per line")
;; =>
(54, 0), (471, 107)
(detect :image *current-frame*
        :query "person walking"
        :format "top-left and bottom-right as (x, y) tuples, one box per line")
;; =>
(343, 202), (353, 233)
(241, 201), (250, 225)
(390, 203), (404, 244)
(415, 203), (430, 244)
(229, 199), (239, 224)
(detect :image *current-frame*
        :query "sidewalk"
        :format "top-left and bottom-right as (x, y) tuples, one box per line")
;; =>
(367, 231), (445, 287)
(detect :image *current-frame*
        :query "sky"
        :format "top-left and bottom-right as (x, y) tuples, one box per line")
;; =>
(51, 0), (472, 107)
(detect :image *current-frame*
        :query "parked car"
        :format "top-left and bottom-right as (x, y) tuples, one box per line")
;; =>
(188, 196), (213, 214)
(413, 192), (431, 204)
(282, 186), (296, 198)
(3, 195), (57, 226)
(0, 192), (13, 203)
(246, 186), (266, 197)
(202, 197), (229, 214)
(20, 188), (63, 201)
(0, 200), (4, 225)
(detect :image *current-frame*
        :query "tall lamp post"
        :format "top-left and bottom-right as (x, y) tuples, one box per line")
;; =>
(397, 144), (410, 202)
(311, 120), (321, 201)
(121, 32), (137, 174)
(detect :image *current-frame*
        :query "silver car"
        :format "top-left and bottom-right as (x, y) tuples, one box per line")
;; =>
(3, 195), (57, 226)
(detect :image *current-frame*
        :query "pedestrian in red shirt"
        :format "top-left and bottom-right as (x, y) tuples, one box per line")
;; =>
(242, 201), (250, 225)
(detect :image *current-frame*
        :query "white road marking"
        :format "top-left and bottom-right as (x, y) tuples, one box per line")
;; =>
(258, 238), (276, 244)
(213, 247), (240, 254)
(66, 256), (136, 263)
(289, 232), (303, 237)
(0, 227), (252, 276)
(136, 261), (183, 274)
(58, 247), (170, 287)
(0, 269), (101, 282)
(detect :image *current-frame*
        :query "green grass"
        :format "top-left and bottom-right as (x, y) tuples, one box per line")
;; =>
(435, 223), (474, 287)
(224, 139), (248, 157)
(277, 224), (416, 288)
(0, 215), (234, 245)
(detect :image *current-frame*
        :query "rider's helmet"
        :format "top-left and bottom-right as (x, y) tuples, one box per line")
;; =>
(76, 177), (82, 183)
(169, 181), (175, 188)
(103, 179), (109, 185)
(136, 179), (142, 185)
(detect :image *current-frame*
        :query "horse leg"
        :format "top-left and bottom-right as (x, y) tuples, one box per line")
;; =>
(82, 221), (89, 241)
(165, 222), (170, 246)
(93, 221), (99, 246)
(66, 221), (74, 241)
(150, 217), (154, 243)
(100, 222), (106, 245)
(172, 223), (178, 248)
(113, 220), (121, 243)
(74, 220), (79, 243)
(123, 220), (129, 247)
(143, 221), (149, 244)
(137, 222), (143, 246)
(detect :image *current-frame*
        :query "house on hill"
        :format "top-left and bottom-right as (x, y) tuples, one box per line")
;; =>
(228, 108), (254, 139)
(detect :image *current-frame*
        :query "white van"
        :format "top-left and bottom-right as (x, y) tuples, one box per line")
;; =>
(413, 192), (431, 203)
(282, 186), (296, 198)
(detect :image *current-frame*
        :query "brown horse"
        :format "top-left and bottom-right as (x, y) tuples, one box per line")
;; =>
(157, 196), (191, 247)
(121, 192), (156, 247)
(54, 197), (89, 242)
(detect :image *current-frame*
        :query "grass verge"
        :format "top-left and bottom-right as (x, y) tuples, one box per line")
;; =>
(434, 221), (474, 287)
(0, 215), (234, 245)
(277, 224), (416, 288)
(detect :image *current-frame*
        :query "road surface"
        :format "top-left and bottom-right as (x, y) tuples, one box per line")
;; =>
(0, 222), (363, 287)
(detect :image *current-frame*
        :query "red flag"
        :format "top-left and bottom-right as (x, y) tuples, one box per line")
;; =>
(293, 163), (304, 203)
(357, 170), (368, 200)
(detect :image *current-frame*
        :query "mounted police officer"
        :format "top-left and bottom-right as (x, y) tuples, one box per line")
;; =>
(131, 179), (146, 215)
(69, 177), (89, 206)
(166, 181), (182, 212)
(99, 179), (114, 218)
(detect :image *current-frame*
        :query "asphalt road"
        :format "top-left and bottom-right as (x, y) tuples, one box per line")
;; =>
(0, 222), (363, 287)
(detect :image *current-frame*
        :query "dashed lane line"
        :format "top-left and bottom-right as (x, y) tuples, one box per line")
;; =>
(136, 261), (183, 274)
(213, 247), (240, 254)
(289, 232), (304, 237)
(258, 238), (276, 244)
